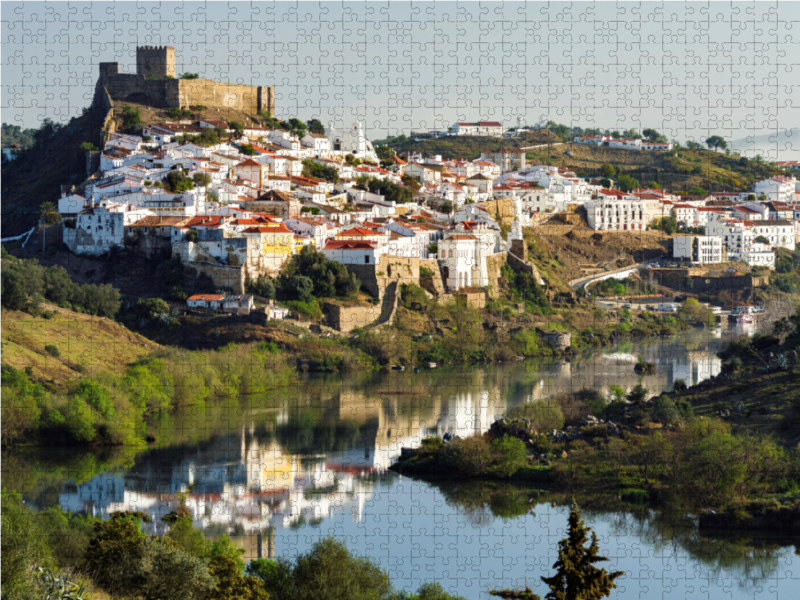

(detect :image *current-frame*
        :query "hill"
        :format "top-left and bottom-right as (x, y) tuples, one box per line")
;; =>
(524, 142), (785, 193)
(0, 100), (273, 238)
(381, 130), (562, 160)
(1, 304), (160, 387)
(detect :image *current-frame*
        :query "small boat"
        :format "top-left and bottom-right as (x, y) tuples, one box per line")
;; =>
(735, 314), (754, 323)
(428, 362), (437, 368)
(413, 367), (421, 374)
(391, 365), (405, 371)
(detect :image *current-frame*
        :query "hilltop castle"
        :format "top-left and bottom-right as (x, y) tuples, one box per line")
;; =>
(94, 46), (275, 115)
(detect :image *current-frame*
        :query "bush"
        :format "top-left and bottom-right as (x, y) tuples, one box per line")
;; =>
(506, 399), (565, 430)
(441, 436), (493, 477)
(417, 436), (445, 459)
(249, 276), (276, 299)
(673, 378), (687, 392)
(651, 394), (680, 425)
(489, 435), (528, 478)
(44, 344), (60, 358)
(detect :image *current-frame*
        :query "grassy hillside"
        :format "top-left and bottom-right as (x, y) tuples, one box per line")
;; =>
(1, 304), (159, 387)
(525, 143), (784, 193)
(383, 130), (562, 160)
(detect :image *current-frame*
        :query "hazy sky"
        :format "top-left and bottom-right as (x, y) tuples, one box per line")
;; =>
(3, 1), (800, 153)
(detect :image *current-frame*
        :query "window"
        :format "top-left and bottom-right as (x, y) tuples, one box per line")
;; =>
(365, 255), (370, 264)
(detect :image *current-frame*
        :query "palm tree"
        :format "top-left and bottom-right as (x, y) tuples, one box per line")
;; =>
(38, 201), (62, 225)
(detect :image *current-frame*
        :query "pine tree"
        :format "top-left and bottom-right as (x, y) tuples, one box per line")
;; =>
(490, 504), (624, 600)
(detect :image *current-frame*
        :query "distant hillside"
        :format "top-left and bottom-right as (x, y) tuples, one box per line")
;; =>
(522, 143), (785, 193)
(382, 130), (562, 160)
(729, 129), (800, 161)
(1, 303), (159, 387)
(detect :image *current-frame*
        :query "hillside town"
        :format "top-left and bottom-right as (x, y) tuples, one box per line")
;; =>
(57, 116), (800, 293)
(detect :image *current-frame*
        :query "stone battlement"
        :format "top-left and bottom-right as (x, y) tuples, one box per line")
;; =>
(94, 46), (274, 115)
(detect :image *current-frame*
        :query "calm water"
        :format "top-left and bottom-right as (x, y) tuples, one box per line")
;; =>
(14, 323), (800, 599)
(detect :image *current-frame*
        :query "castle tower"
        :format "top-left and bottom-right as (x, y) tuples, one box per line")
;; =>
(136, 46), (176, 79)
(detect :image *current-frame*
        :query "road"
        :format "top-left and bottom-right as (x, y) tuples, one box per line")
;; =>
(568, 260), (659, 291)
(517, 142), (565, 150)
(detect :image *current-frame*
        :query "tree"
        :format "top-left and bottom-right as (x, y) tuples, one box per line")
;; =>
(180, 73), (200, 79)
(642, 129), (660, 142)
(489, 435), (529, 478)
(376, 145), (395, 162)
(600, 163), (615, 178)
(626, 381), (648, 405)
(306, 118), (325, 134)
(38, 201), (62, 224)
(84, 514), (148, 594)
(229, 121), (245, 138)
(616, 175), (639, 192)
(705, 136), (727, 151)
(192, 172), (212, 190)
(121, 105), (142, 130)
(165, 169), (194, 193)
(289, 537), (393, 600)
(613, 283), (625, 297)
(685, 141), (702, 150)
(755, 235), (770, 244)
(249, 276), (276, 299)
(491, 504), (623, 600)
(240, 144), (257, 156)
(651, 394), (680, 425)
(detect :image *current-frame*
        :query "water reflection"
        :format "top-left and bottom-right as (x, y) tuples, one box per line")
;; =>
(27, 325), (800, 598)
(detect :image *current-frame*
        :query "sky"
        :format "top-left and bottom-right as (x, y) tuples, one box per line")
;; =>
(2, 1), (800, 157)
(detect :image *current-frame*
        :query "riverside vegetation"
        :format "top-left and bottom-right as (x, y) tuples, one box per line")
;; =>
(393, 305), (800, 532)
(2, 488), (622, 600)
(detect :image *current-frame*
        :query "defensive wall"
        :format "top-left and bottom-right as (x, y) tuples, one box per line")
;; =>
(94, 46), (275, 114)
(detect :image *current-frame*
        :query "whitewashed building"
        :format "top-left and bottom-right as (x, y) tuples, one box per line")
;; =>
(673, 235), (725, 264)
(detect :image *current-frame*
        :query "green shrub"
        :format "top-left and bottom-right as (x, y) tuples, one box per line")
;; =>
(489, 435), (528, 478)
(417, 436), (445, 459)
(44, 344), (60, 358)
(441, 436), (493, 477)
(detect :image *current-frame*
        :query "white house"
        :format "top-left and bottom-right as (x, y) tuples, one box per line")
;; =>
(322, 239), (384, 264)
(64, 203), (154, 255)
(221, 294), (255, 313)
(301, 132), (331, 153)
(607, 138), (642, 150)
(437, 224), (494, 290)
(451, 121), (504, 136)
(641, 142), (674, 151)
(187, 294), (225, 310)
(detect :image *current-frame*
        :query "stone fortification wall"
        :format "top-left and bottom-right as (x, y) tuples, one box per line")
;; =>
(95, 70), (274, 114)
(186, 262), (245, 294)
(345, 256), (422, 298)
(323, 303), (382, 333)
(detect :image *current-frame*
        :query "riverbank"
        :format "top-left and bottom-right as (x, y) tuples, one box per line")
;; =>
(391, 332), (800, 535)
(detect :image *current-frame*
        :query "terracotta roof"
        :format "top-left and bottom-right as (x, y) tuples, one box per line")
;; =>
(323, 240), (378, 250)
(128, 216), (188, 227)
(339, 227), (387, 236)
(188, 294), (225, 301)
(236, 159), (262, 167)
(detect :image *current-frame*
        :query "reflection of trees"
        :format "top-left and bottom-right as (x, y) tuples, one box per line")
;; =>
(439, 485), (793, 588)
(599, 509), (790, 588)
(274, 418), (362, 456)
(433, 480), (536, 525)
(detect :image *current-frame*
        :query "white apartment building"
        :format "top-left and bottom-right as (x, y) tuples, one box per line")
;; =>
(584, 198), (649, 231)
(754, 176), (797, 202)
(673, 235), (724, 264)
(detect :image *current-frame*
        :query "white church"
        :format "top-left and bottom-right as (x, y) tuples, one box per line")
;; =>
(324, 120), (378, 161)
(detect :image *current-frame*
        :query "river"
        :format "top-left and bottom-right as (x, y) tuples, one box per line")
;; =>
(10, 323), (799, 599)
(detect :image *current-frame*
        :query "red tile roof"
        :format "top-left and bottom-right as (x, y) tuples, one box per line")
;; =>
(323, 240), (378, 250)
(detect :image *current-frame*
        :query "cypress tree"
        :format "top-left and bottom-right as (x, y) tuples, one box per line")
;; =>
(491, 504), (624, 600)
